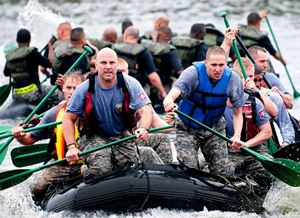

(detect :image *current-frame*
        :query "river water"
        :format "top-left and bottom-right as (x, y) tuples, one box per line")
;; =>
(0, 0), (300, 217)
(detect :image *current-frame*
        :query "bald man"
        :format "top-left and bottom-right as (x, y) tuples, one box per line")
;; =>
(63, 48), (168, 176)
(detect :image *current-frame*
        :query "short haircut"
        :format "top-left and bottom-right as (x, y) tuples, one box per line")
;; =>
(205, 45), (226, 60)
(190, 23), (206, 39)
(65, 71), (84, 83)
(248, 45), (268, 58)
(58, 21), (72, 31)
(154, 16), (169, 30)
(233, 57), (254, 79)
(124, 26), (139, 39)
(118, 58), (128, 68)
(121, 18), (133, 34)
(247, 12), (262, 25)
(16, 28), (31, 43)
(157, 26), (172, 38)
(70, 27), (85, 43)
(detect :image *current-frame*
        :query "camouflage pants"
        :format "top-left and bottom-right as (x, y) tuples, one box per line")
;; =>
(136, 133), (174, 164)
(13, 84), (64, 107)
(228, 145), (273, 193)
(176, 117), (233, 177)
(30, 159), (81, 203)
(78, 134), (139, 176)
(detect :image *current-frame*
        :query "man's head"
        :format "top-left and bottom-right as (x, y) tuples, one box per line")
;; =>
(102, 27), (118, 44)
(248, 45), (269, 73)
(156, 26), (172, 43)
(190, 23), (206, 40)
(95, 48), (118, 83)
(247, 12), (262, 28)
(70, 27), (86, 46)
(254, 65), (264, 89)
(56, 21), (72, 40)
(204, 46), (227, 82)
(123, 26), (139, 43)
(62, 71), (84, 102)
(154, 16), (169, 30)
(121, 18), (133, 34)
(117, 58), (129, 75)
(232, 57), (254, 80)
(16, 29), (31, 45)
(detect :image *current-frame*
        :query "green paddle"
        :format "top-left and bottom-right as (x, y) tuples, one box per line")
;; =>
(0, 125), (173, 191)
(0, 111), (46, 136)
(0, 46), (93, 165)
(176, 109), (300, 187)
(0, 121), (61, 140)
(232, 21), (300, 161)
(265, 17), (300, 98)
(11, 143), (49, 167)
(0, 84), (11, 107)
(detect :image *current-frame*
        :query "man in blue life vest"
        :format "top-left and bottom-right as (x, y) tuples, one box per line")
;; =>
(163, 45), (245, 176)
(11, 72), (84, 205)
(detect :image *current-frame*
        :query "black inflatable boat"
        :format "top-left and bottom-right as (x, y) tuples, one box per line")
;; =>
(42, 164), (265, 213)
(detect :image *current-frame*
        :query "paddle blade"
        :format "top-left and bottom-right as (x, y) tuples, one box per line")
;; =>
(261, 158), (300, 187)
(0, 126), (12, 134)
(272, 142), (300, 162)
(0, 169), (32, 191)
(11, 144), (49, 167)
(0, 144), (8, 165)
(0, 84), (11, 106)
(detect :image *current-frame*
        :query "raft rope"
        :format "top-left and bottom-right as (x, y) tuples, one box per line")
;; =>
(216, 174), (263, 212)
(138, 162), (151, 211)
(176, 160), (263, 212)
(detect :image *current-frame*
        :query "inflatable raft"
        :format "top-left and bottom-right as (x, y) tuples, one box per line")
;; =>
(42, 163), (265, 213)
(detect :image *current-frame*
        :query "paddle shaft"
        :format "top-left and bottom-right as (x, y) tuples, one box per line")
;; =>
(0, 46), (92, 155)
(0, 125), (173, 189)
(220, 13), (248, 79)
(265, 17), (300, 97)
(0, 121), (62, 140)
(0, 112), (45, 136)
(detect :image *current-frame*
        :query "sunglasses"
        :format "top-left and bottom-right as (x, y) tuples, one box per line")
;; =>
(254, 78), (263, 82)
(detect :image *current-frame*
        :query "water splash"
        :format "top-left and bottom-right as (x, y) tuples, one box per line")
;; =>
(17, 0), (69, 49)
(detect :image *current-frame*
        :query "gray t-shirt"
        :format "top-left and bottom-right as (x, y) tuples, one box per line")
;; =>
(224, 93), (270, 138)
(67, 74), (151, 136)
(30, 105), (58, 140)
(264, 72), (290, 94)
(173, 65), (245, 108)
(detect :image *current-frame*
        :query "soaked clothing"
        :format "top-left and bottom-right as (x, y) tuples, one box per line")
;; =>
(136, 133), (173, 164)
(264, 91), (294, 146)
(228, 145), (273, 195)
(263, 72), (290, 94)
(224, 93), (270, 140)
(173, 65), (245, 109)
(67, 74), (151, 176)
(31, 160), (81, 204)
(175, 117), (233, 176)
(29, 104), (81, 204)
(77, 134), (139, 176)
(172, 64), (244, 176)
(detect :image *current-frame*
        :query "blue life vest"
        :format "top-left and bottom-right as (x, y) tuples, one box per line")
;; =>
(178, 61), (232, 128)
